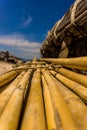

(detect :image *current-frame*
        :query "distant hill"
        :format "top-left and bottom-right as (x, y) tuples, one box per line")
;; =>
(0, 51), (23, 64)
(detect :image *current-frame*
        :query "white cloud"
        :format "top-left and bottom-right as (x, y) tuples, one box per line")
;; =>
(21, 16), (32, 27)
(0, 34), (41, 59)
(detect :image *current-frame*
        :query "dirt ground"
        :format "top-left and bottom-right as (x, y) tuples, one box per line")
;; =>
(0, 61), (16, 75)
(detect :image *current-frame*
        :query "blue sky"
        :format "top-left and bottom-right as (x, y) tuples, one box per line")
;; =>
(0, 0), (75, 59)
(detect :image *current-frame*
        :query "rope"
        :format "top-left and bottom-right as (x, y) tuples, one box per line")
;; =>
(53, 20), (61, 39)
(45, 40), (49, 45)
(47, 31), (51, 38)
(58, 41), (69, 58)
(71, 0), (81, 24)
(54, 0), (85, 40)
(71, 0), (87, 38)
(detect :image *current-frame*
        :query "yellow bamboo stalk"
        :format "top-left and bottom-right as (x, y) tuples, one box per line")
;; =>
(50, 70), (87, 104)
(0, 84), (9, 94)
(50, 75), (87, 130)
(0, 69), (22, 88)
(0, 69), (33, 130)
(41, 69), (78, 130)
(41, 75), (57, 130)
(64, 65), (87, 71)
(41, 57), (87, 67)
(0, 71), (25, 116)
(56, 68), (87, 88)
(17, 64), (31, 69)
(20, 69), (46, 130)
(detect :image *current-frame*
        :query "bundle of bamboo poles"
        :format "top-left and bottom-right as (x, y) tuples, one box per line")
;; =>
(41, 56), (87, 70)
(0, 58), (87, 130)
(40, 0), (87, 58)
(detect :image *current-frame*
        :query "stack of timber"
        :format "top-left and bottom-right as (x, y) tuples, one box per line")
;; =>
(40, 0), (87, 58)
(0, 57), (87, 130)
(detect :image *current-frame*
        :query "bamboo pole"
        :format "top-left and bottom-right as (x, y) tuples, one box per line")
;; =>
(0, 69), (33, 130)
(41, 57), (87, 68)
(56, 68), (87, 88)
(50, 75), (87, 130)
(20, 69), (46, 130)
(41, 75), (57, 130)
(0, 69), (22, 88)
(63, 65), (87, 71)
(17, 64), (31, 69)
(41, 68), (78, 130)
(0, 71), (25, 116)
(0, 84), (8, 94)
(50, 70), (87, 104)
